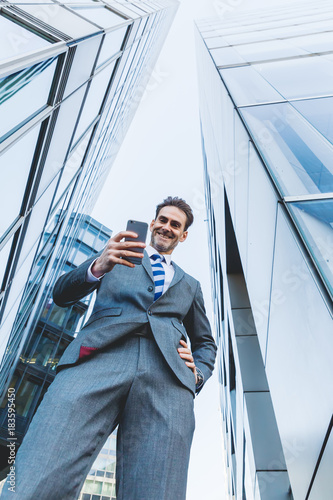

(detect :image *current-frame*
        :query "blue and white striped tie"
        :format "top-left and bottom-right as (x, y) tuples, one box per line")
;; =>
(150, 254), (165, 301)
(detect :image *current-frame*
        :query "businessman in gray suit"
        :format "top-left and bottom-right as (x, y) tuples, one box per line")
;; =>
(2, 197), (216, 500)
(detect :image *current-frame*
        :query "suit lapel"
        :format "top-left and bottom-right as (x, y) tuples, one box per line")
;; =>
(168, 260), (184, 290)
(142, 251), (154, 282)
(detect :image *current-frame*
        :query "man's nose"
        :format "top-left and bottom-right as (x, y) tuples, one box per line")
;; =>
(163, 222), (172, 232)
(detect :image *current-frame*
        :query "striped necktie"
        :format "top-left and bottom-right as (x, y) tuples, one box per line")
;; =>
(150, 254), (165, 301)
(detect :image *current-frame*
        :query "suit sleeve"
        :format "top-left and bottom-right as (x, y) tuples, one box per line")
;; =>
(183, 281), (217, 394)
(53, 253), (101, 307)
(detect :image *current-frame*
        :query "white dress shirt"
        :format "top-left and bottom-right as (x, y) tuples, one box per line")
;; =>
(145, 245), (174, 295)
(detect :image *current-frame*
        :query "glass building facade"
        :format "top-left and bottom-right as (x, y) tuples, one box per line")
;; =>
(79, 431), (117, 500)
(0, 0), (177, 389)
(0, 214), (112, 476)
(195, 2), (333, 499)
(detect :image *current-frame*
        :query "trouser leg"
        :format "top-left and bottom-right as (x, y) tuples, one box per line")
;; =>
(116, 336), (195, 500)
(1, 336), (140, 500)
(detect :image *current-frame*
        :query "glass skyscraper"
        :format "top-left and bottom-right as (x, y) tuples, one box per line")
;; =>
(0, 0), (177, 392)
(0, 214), (112, 476)
(196, 2), (333, 499)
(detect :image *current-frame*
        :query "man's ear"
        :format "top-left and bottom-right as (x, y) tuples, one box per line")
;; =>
(179, 231), (188, 243)
(149, 220), (155, 232)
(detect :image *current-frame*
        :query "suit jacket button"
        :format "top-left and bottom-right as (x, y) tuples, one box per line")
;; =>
(148, 310), (152, 316)
(148, 286), (153, 292)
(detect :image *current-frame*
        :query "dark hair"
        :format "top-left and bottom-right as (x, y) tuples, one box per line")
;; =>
(155, 196), (194, 231)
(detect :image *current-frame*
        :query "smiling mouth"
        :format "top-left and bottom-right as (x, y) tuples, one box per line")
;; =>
(157, 231), (173, 240)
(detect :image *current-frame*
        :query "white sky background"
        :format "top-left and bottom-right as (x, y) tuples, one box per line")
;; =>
(92, 0), (315, 498)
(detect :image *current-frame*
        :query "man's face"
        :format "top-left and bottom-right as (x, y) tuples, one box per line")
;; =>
(150, 206), (188, 254)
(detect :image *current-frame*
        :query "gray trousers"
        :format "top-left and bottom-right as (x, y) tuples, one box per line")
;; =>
(1, 333), (195, 500)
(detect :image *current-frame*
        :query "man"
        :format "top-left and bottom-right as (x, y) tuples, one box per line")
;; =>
(2, 197), (216, 500)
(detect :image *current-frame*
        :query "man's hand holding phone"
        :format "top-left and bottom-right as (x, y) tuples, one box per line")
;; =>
(91, 231), (146, 278)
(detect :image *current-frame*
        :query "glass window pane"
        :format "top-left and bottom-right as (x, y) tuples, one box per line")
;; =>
(0, 235), (14, 287)
(253, 55), (333, 100)
(240, 102), (333, 196)
(0, 124), (41, 237)
(204, 36), (230, 49)
(70, 6), (126, 29)
(64, 35), (102, 98)
(97, 26), (128, 67)
(16, 378), (39, 417)
(19, 4), (101, 39)
(289, 31), (333, 53)
(209, 46), (245, 67)
(291, 97), (333, 146)
(30, 334), (57, 368)
(288, 199), (333, 297)
(235, 39), (307, 63)
(0, 57), (57, 141)
(52, 128), (93, 207)
(220, 65), (284, 106)
(0, 14), (51, 62)
(72, 60), (116, 143)
(48, 304), (68, 327)
(37, 84), (87, 198)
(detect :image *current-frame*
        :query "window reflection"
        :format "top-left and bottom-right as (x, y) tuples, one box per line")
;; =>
(220, 65), (284, 106)
(97, 26), (128, 67)
(0, 124), (41, 238)
(15, 378), (40, 417)
(240, 102), (333, 196)
(70, 6), (126, 29)
(292, 97), (333, 146)
(210, 46), (245, 67)
(288, 199), (333, 297)
(72, 60), (116, 144)
(0, 14), (51, 62)
(253, 54), (333, 100)
(0, 57), (57, 141)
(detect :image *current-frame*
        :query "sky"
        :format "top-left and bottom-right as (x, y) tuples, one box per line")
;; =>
(91, 0), (315, 498)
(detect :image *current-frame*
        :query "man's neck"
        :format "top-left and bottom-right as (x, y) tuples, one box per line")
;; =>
(148, 242), (173, 256)
(146, 245), (173, 264)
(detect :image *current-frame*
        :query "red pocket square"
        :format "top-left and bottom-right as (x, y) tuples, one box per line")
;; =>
(79, 345), (98, 359)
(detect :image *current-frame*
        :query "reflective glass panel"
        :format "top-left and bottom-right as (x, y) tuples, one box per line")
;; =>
(291, 97), (333, 146)
(70, 6), (126, 29)
(204, 36), (230, 49)
(0, 14), (51, 62)
(0, 235), (14, 287)
(0, 124), (41, 237)
(96, 26), (128, 67)
(235, 39), (306, 63)
(64, 35), (102, 98)
(29, 334), (57, 368)
(240, 102), (333, 196)
(52, 128), (93, 207)
(210, 46), (245, 67)
(289, 31), (333, 53)
(253, 55), (333, 100)
(15, 378), (39, 417)
(0, 58), (57, 141)
(36, 83), (87, 198)
(72, 60), (116, 143)
(288, 199), (333, 297)
(220, 65), (284, 106)
(19, 4), (101, 38)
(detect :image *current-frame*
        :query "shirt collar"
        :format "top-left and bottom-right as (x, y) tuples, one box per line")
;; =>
(146, 245), (172, 266)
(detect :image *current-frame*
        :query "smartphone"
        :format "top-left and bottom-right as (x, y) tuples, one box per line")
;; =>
(124, 220), (148, 265)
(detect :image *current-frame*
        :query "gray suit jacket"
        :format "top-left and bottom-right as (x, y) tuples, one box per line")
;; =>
(53, 252), (217, 396)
